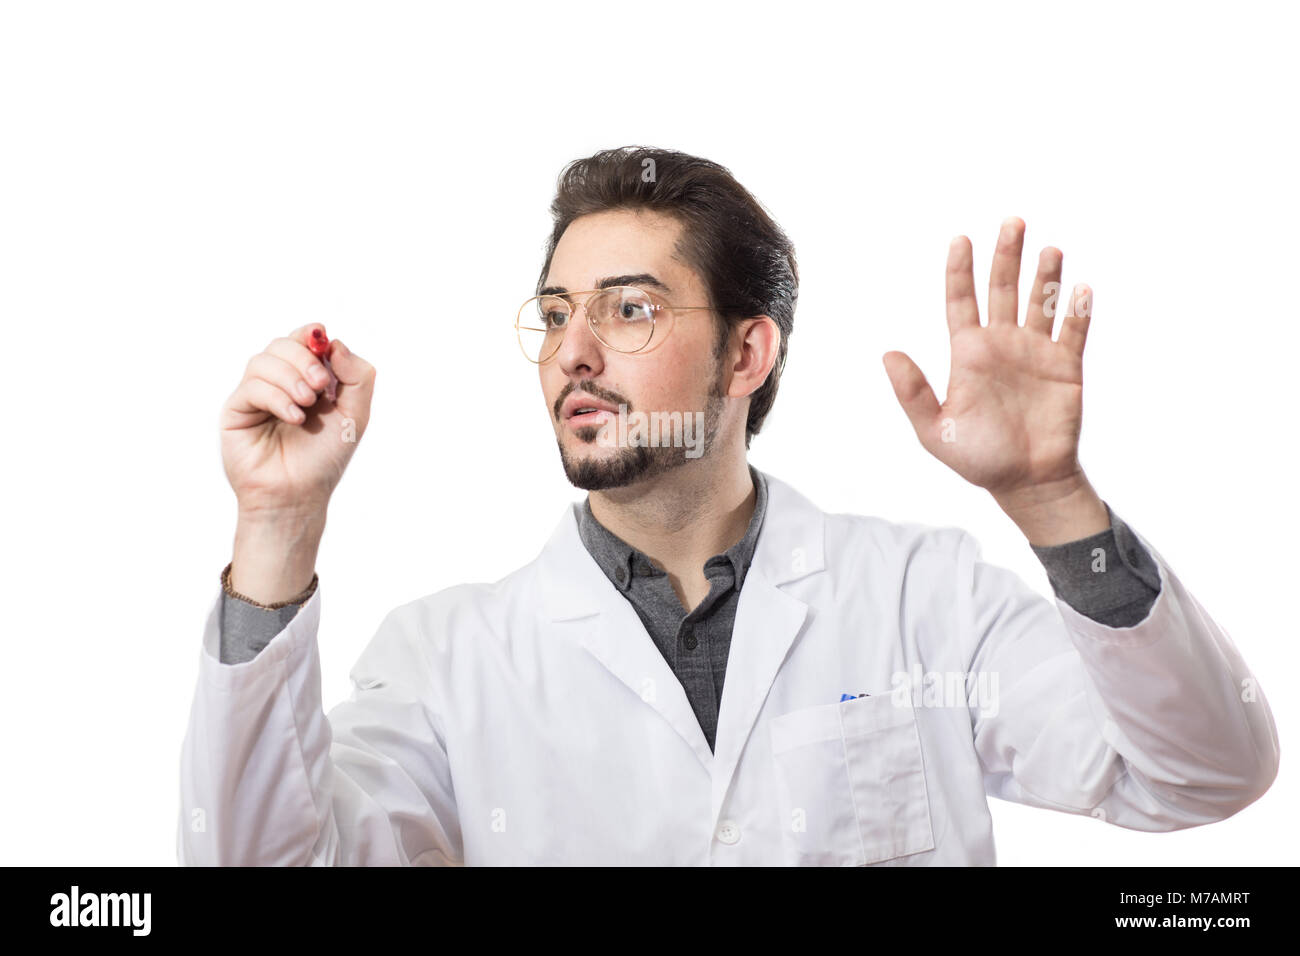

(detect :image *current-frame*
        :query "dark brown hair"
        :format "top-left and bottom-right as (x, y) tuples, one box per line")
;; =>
(538, 146), (798, 447)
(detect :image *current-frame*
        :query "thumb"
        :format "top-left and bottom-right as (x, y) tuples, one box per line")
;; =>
(882, 351), (940, 441)
(326, 338), (376, 423)
(326, 338), (374, 388)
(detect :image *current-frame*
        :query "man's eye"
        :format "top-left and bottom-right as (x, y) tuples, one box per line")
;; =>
(545, 311), (569, 328)
(618, 301), (653, 321)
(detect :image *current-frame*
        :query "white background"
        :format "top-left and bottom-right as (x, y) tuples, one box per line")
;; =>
(1, 1), (1295, 866)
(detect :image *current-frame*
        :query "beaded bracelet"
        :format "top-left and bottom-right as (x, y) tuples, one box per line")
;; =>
(221, 561), (318, 609)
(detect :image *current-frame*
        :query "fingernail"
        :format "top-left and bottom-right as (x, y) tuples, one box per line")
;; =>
(287, 406), (305, 422)
(307, 365), (329, 388)
(295, 381), (315, 403)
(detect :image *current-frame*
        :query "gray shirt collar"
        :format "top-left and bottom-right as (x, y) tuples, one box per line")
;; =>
(577, 464), (769, 594)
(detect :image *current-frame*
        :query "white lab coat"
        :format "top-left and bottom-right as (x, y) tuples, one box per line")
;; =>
(176, 471), (1279, 865)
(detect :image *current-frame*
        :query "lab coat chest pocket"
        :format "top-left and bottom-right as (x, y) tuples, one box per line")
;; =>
(769, 693), (935, 866)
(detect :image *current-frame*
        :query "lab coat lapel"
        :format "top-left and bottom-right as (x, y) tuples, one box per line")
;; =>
(535, 472), (828, 795)
(538, 503), (715, 771)
(709, 472), (824, 825)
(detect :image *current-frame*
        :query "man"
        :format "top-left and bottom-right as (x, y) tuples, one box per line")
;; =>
(179, 146), (1278, 865)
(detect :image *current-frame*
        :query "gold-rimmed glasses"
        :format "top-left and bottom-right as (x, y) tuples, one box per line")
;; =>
(515, 285), (715, 364)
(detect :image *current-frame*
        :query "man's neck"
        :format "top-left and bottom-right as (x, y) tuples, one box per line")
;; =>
(588, 450), (757, 593)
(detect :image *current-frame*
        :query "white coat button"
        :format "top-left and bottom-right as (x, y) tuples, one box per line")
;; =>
(716, 820), (741, 845)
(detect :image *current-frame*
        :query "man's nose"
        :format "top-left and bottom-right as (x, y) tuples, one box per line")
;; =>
(554, 304), (606, 374)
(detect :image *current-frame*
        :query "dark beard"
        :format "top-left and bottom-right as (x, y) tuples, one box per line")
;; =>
(557, 382), (726, 491)
(559, 435), (659, 490)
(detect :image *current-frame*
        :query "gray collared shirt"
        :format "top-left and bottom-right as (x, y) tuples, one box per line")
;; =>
(574, 463), (770, 752)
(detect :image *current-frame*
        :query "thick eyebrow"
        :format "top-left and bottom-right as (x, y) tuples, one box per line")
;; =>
(538, 273), (672, 298)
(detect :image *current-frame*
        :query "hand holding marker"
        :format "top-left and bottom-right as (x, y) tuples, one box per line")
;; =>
(219, 322), (377, 604)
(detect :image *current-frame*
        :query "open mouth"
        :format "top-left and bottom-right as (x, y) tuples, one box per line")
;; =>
(562, 391), (621, 424)
(567, 407), (614, 426)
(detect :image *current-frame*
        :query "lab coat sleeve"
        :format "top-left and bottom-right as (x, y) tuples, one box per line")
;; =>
(177, 586), (462, 865)
(958, 525), (1280, 830)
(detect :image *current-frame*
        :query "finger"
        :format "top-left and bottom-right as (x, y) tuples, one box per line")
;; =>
(945, 236), (980, 334)
(223, 378), (306, 429)
(987, 217), (1025, 327)
(326, 338), (376, 389)
(1024, 246), (1064, 335)
(323, 339), (376, 429)
(1058, 283), (1093, 354)
(245, 352), (320, 407)
(882, 351), (941, 444)
(264, 336), (334, 393)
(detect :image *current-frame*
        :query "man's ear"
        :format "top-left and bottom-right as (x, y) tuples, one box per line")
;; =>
(725, 315), (780, 399)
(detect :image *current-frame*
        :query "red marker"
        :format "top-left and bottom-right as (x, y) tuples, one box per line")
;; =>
(307, 327), (339, 403)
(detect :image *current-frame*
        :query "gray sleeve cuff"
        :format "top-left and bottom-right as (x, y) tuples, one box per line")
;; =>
(1028, 501), (1162, 628)
(219, 586), (309, 664)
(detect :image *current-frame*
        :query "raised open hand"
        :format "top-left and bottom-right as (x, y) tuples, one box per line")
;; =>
(883, 218), (1093, 505)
